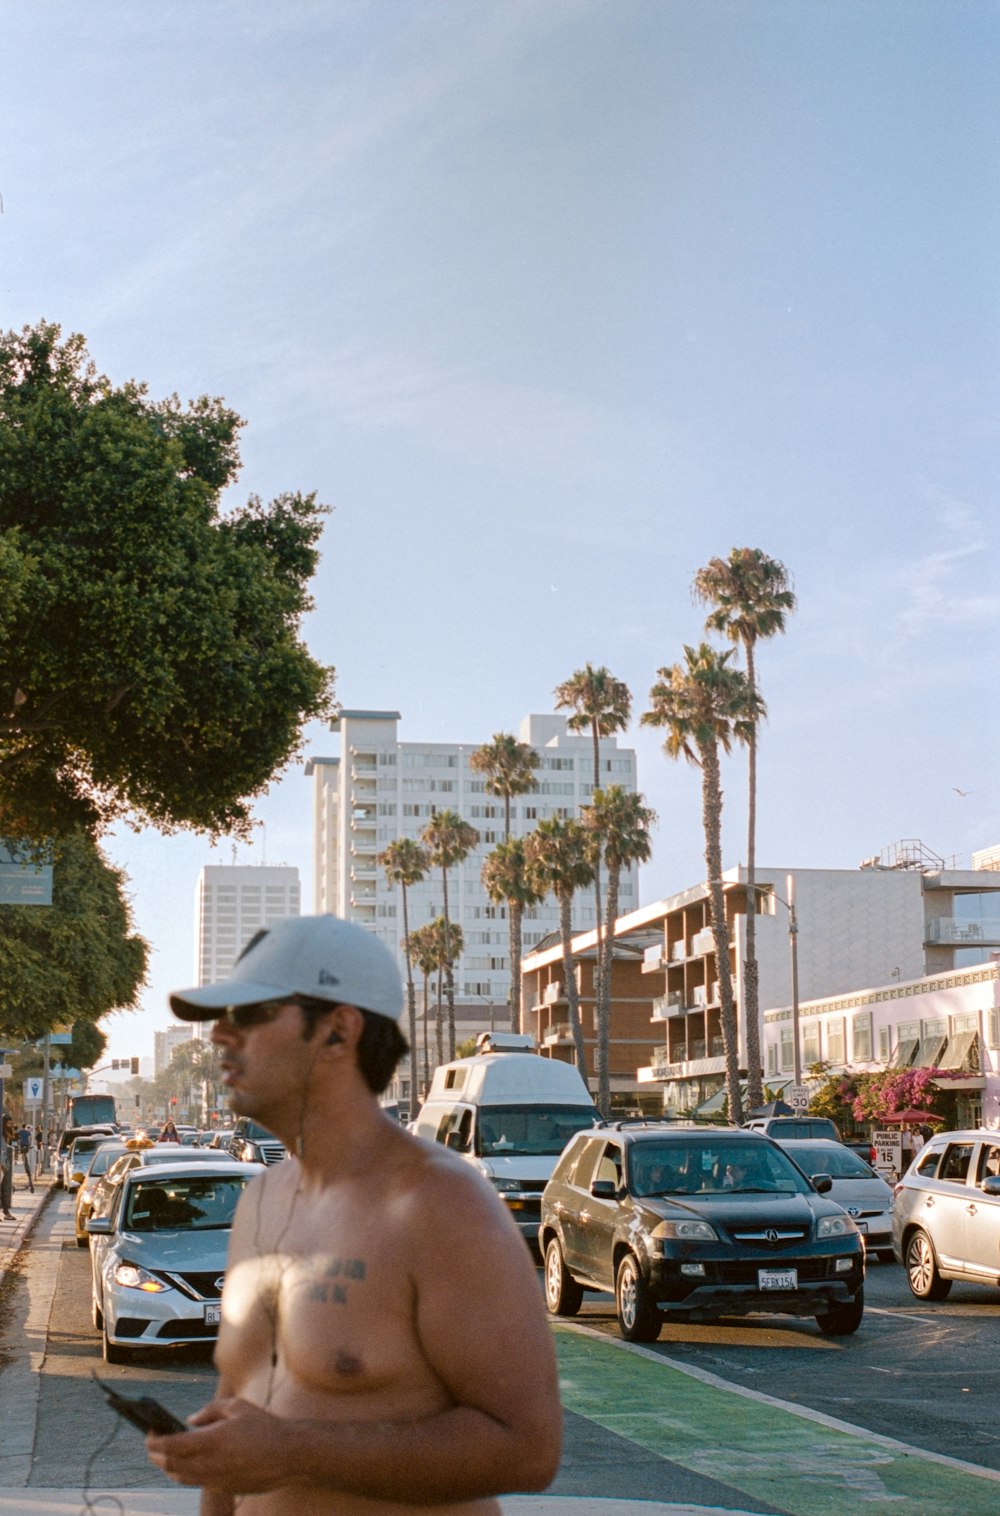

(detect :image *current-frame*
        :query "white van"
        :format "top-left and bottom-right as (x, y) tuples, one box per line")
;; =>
(412, 1032), (599, 1243)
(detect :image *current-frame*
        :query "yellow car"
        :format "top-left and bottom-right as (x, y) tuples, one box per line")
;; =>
(74, 1141), (127, 1246)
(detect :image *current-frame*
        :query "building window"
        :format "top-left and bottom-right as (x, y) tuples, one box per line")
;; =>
(852, 1013), (873, 1062)
(779, 1028), (793, 1070)
(802, 1024), (820, 1066)
(877, 1025), (892, 1062)
(826, 1019), (845, 1064)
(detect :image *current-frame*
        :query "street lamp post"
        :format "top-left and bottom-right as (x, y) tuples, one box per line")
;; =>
(786, 874), (801, 1087)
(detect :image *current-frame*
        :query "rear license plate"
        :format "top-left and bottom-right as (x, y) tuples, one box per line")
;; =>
(204, 1304), (222, 1325)
(758, 1268), (797, 1291)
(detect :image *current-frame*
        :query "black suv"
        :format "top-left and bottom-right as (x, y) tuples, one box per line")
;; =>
(227, 1117), (286, 1165)
(540, 1123), (865, 1341)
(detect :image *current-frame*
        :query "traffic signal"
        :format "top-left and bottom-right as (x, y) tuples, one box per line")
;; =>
(130, 1057), (139, 1075)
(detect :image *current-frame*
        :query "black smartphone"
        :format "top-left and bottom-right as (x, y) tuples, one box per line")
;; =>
(92, 1371), (187, 1435)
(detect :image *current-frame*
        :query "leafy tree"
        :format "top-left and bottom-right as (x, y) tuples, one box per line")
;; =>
(481, 837), (544, 1035)
(554, 665), (632, 1023)
(642, 645), (763, 1126)
(468, 733), (539, 841)
(525, 818), (594, 1082)
(377, 837), (429, 1090)
(693, 548), (795, 1110)
(581, 787), (656, 1117)
(0, 322), (333, 840)
(0, 829), (147, 1040)
(421, 810), (478, 1061)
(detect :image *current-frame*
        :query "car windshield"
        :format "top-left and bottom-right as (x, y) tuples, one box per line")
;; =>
(629, 1141), (810, 1196)
(87, 1145), (126, 1176)
(125, 1175), (249, 1231)
(788, 1145), (876, 1180)
(477, 1105), (597, 1156)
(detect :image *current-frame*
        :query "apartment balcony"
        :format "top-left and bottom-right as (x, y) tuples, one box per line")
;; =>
(691, 927), (715, 956)
(651, 992), (685, 1020)
(543, 981), (565, 1005)
(925, 917), (1000, 946)
(671, 939), (689, 962)
(350, 864), (377, 883)
(641, 944), (668, 974)
(351, 836), (378, 856)
(543, 1023), (574, 1047)
(349, 890), (376, 911)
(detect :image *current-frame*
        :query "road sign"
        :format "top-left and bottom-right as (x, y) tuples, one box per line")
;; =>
(873, 1129), (902, 1177)
(0, 842), (53, 905)
(787, 1084), (811, 1113)
(23, 1077), (44, 1104)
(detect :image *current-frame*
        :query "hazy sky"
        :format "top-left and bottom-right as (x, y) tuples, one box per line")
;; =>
(4, 1), (998, 1061)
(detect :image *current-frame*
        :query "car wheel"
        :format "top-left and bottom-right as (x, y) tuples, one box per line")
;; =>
(817, 1287), (864, 1336)
(76, 1233), (89, 1249)
(92, 1291), (104, 1331)
(905, 1229), (952, 1301)
(102, 1323), (131, 1364)
(615, 1253), (662, 1343)
(544, 1237), (583, 1317)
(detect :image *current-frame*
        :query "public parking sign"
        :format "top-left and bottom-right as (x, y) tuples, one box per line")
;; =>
(23, 1077), (44, 1104)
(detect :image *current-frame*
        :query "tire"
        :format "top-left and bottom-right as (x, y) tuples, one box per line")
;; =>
(905, 1229), (952, 1301)
(92, 1291), (103, 1331)
(102, 1323), (131, 1364)
(76, 1234), (89, 1249)
(543, 1237), (583, 1317)
(615, 1253), (662, 1343)
(817, 1287), (864, 1336)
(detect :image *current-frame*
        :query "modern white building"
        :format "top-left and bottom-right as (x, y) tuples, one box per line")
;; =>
(306, 709), (639, 1016)
(153, 1024), (200, 1077)
(194, 864), (301, 988)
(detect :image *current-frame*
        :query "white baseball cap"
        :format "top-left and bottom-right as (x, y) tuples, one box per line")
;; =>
(169, 914), (404, 1023)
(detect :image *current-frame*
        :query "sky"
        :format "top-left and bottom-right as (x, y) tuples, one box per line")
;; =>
(3, 0), (999, 1063)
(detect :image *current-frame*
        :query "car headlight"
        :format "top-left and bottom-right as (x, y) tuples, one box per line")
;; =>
(817, 1213), (859, 1239)
(651, 1217), (718, 1242)
(113, 1261), (169, 1292)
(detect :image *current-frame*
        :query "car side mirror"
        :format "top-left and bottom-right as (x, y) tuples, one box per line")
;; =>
(86, 1217), (112, 1235)
(981, 1175), (1000, 1196)
(812, 1173), (833, 1194)
(591, 1178), (618, 1200)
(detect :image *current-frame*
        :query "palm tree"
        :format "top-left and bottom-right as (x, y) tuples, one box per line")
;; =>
(469, 732), (540, 840)
(524, 817), (595, 1081)
(377, 837), (429, 1112)
(421, 810), (479, 1060)
(693, 549), (795, 1111)
(554, 665), (632, 1024)
(581, 786), (656, 1117)
(406, 921), (440, 1097)
(642, 644), (764, 1126)
(481, 837), (545, 1035)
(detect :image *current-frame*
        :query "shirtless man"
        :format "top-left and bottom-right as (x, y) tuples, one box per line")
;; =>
(147, 913), (561, 1516)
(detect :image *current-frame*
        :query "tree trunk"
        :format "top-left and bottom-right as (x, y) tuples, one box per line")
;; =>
(509, 899), (522, 1034)
(743, 639), (762, 1111)
(590, 723), (604, 1046)
(421, 971), (431, 1100)
(560, 892), (589, 1082)
(441, 867), (456, 1061)
(401, 886), (418, 1117)
(597, 865), (620, 1119)
(700, 739), (743, 1126)
(435, 964), (444, 1068)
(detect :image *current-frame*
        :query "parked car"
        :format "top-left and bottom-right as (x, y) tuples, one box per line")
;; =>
(775, 1139), (895, 1262)
(893, 1128), (1000, 1300)
(228, 1117), (286, 1166)
(63, 1133), (118, 1192)
(53, 1125), (118, 1187)
(540, 1123), (865, 1342)
(73, 1140), (128, 1246)
(86, 1143), (240, 1232)
(86, 1157), (258, 1363)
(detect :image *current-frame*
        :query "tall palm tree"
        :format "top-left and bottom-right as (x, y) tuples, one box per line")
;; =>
(693, 549), (795, 1111)
(481, 837), (545, 1035)
(581, 786), (656, 1117)
(642, 644), (763, 1126)
(469, 732), (540, 840)
(421, 915), (465, 1070)
(406, 922), (439, 1099)
(554, 665), (632, 1024)
(524, 817), (595, 1081)
(377, 837), (429, 1112)
(421, 809), (479, 1060)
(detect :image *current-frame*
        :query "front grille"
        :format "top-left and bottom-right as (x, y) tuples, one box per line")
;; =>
(712, 1257), (835, 1284)
(728, 1227), (809, 1247)
(163, 1270), (223, 1302)
(116, 1317), (152, 1338)
(157, 1319), (218, 1340)
(258, 1143), (286, 1165)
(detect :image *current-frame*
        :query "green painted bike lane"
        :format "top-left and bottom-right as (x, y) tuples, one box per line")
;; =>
(555, 1325), (1000, 1516)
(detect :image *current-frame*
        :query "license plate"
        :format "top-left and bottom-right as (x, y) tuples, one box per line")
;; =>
(758, 1268), (797, 1291)
(856, 1221), (868, 1234)
(204, 1304), (222, 1325)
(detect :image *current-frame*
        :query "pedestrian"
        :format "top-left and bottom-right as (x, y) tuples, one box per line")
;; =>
(146, 914), (561, 1514)
(159, 1118), (181, 1142)
(0, 1116), (15, 1220)
(17, 1122), (34, 1192)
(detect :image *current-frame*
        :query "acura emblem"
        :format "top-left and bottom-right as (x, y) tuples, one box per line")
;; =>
(765, 1228), (779, 1242)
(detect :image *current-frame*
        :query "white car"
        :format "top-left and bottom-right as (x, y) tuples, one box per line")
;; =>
(86, 1158), (258, 1363)
(778, 1138), (895, 1262)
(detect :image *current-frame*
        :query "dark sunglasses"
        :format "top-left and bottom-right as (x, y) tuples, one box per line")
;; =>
(213, 995), (339, 1031)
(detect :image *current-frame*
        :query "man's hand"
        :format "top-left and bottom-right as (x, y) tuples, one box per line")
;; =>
(146, 1398), (288, 1493)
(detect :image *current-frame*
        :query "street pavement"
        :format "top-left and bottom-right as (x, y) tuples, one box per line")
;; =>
(3, 1179), (1000, 1516)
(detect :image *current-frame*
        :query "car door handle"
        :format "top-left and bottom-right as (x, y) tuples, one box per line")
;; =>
(967, 1204), (978, 1215)
(924, 1196), (935, 1207)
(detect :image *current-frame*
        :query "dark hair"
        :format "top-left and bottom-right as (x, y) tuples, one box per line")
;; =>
(295, 996), (408, 1096)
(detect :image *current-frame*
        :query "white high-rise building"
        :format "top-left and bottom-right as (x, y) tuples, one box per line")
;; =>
(306, 710), (639, 1015)
(195, 864), (301, 988)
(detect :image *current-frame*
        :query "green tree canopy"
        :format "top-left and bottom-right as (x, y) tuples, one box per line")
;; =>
(0, 322), (334, 839)
(0, 829), (147, 1040)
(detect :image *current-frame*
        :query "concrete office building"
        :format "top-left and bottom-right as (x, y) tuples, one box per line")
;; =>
(194, 863), (301, 989)
(306, 709), (639, 1016)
